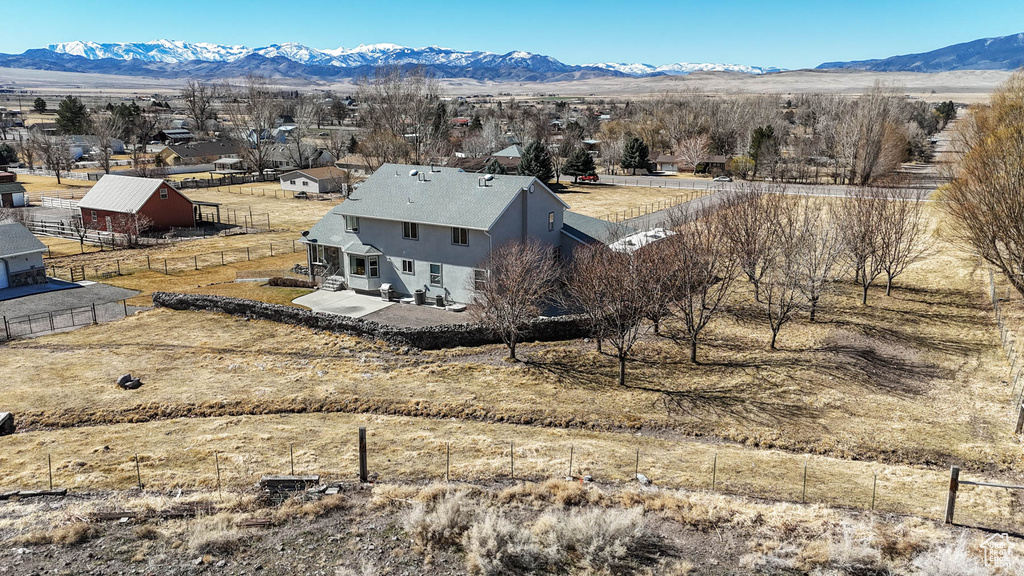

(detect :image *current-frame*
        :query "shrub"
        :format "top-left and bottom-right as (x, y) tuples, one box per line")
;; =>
(911, 534), (991, 576)
(463, 513), (548, 575)
(404, 490), (479, 550)
(133, 524), (163, 540)
(268, 277), (316, 288)
(535, 507), (663, 574)
(187, 514), (247, 554)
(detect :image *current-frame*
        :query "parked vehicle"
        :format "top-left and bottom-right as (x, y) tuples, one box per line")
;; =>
(293, 191), (308, 199)
(713, 175), (733, 182)
(578, 174), (599, 183)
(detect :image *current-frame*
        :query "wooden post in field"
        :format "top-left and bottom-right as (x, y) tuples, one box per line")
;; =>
(568, 445), (574, 478)
(122, 300), (128, 317)
(215, 452), (222, 496)
(802, 461), (808, 502)
(1015, 403), (1024, 435)
(871, 472), (877, 510)
(135, 453), (142, 489)
(48, 454), (53, 490)
(711, 452), (717, 491)
(163, 260), (168, 275)
(446, 442), (450, 483)
(90, 303), (97, 325)
(634, 448), (639, 480)
(146, 255), (151, 270)
(510, 441), (515, 480)
(358, 427), (368, 483)
(944, 466), (959, 524)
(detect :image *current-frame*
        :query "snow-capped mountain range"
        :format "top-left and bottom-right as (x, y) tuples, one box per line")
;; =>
(43, 39), (781, 77)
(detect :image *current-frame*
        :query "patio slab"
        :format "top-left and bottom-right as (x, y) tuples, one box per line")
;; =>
(292, 289), (395, 319)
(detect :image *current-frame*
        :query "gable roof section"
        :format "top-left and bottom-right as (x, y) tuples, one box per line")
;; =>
(333, 163), (567, 231)
(494, 144), (523, 158)
(279, 166), (347, 182)
(78, 175), (187, 213)
(0, 222), (46, 258)
(165, 141), (241, 160)
(562, 211), (635, 245)
(0, 182), (27, 195)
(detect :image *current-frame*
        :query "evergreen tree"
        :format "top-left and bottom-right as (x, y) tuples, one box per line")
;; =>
(33, 98), (47, 114)
(620, 136), (649, 175)
(55, 95), (90, 135)
(0, 143), (17, 165)
(517, 140), (554, 182)
(347, 135), (359, 154)
(469, 115), (483, 131)
(563, 147), (596, 183)
(483, 158), (507, 175)
(749, 125), (777, 177)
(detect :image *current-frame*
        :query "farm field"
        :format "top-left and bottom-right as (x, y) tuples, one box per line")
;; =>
(555, 183), (708, 219)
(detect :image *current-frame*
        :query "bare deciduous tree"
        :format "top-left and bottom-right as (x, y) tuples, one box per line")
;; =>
(181, 80), (216, 139)
(227, 76), (282, 173)
(356, 67), (446, 168)
(674, 133), (710, 175)
(757, 201), (803, 349)
(91, 113), (125, 174)
(469, 239), (560, 361)
(665, 205), (737, 363)
(720, 181), (785, 299)
(793, 195), (846, 321)
(837, 188), (886, 305)
(31, 132), (73, 184)
(876, 186), (928, 295)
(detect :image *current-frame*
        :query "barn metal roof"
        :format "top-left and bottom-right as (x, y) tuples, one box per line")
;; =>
(78, 174), (188, 214)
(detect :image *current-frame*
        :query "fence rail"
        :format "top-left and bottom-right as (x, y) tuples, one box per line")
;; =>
(597, 188), (705, 223)
(39, 196), (79, 210)
(45, 240), (304, 281)
(1, 300), (129, 341)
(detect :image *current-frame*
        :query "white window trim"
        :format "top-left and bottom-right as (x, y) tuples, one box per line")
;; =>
(429, 263), (443, 287)
(349, 254), (367, 277)
(159, 188), (168, 200)
(345, 215), (360, 232)
(403, 222), (419, 240)
(548, 211), (555, 231)
(401, 259), (415, 275)
(368, 256), (379, 278)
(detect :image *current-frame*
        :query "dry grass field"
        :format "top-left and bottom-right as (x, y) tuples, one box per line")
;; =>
(5, 205), (1024, 532)
(556, 183), (708, 219)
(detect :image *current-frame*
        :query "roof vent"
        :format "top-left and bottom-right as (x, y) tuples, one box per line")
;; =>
(409, 169), (419, 177)
(484, 174), (494, 181)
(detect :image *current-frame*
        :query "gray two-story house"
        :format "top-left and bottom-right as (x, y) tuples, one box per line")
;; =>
(302, 164), (571, 304)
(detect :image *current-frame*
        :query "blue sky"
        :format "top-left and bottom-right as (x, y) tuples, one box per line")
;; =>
(4, 0), (1024, 69)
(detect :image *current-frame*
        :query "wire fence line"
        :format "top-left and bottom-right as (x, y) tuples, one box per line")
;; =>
(597, 188), (705, 223)
(1, 300), (130, 341)
(6, 426), (1016, 533)
(43, 240), (305, 281)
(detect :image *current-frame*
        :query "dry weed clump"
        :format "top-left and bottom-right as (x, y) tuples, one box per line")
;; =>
(535, 507), (663, 575)
(910, 534), (991, 576)
(132, 524), (163, 540)
(186, 513), (248, 555)
(272, 494), (346, 523)
(404, 489), (480, 550)
(498, 479), (601, 508)
(12, 522), (96, 547)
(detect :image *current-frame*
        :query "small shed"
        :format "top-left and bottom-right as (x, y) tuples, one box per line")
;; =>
(0, 182), (27, 208)
(280, 166), (349, 194)
(78, 174), (197, 232)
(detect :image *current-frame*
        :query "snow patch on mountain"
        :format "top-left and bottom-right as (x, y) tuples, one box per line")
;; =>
(588, 61), (783, 76)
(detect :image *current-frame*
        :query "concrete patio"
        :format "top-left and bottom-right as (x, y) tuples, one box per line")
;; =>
(292, 289), (394, 318)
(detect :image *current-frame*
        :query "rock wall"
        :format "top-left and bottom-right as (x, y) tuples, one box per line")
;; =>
(151, 292), (591, 350)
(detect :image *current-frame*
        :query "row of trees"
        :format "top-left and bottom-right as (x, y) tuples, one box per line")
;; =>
(472, 185), (927, 384)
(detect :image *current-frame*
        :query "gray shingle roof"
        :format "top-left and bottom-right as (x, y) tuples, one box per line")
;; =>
(562, 211), (635, 245)
(333, 163), (566, 231)
(0, 222), (46, 257)
(79, 174), (186, 213)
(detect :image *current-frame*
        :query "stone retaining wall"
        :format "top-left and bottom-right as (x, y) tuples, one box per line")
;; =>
(151, 292), (591, 350)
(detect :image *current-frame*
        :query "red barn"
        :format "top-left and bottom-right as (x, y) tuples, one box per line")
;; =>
(78, 175), (196, 232)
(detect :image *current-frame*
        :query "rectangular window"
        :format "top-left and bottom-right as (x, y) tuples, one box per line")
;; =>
(159, 188), (168, 200)
(90, 210), (97, 223)
(290, 180), (296, 185)
(349, 255), (366, 276)
(302, 180), (309, 187)
(548, 211), (555, 231)
(429, 263), (442, 286)
(316, 245), (325, 262)
(402, 222), (419, 240)
(451, 227), (468, 246)
(473, 268), (488, 291)
(368, 256), (379, 278)
(345, 215), (359, 232)
(401, 259), (414, 275)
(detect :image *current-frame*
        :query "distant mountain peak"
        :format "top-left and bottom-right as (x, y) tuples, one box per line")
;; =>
(22, 39), (784, 82)
(817, 31), (1024, 72)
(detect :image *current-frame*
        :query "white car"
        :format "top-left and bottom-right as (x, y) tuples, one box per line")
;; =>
(713, 176), (732, 182)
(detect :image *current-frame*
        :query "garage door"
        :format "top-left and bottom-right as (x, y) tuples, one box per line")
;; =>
(0, 260), (7, 290)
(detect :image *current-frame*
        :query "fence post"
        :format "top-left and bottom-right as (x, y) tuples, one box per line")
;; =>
(164, 260), (168, 275)
(871, 472), (877, 510)
(221, 251), (225, 266)
(246, 247), (250, 261)
(1015, 403), (1024, 435)
(358, 427), (368, 483)
(510, 441), (515, 480)
(270, 243), (274, 257)
(944, 466), (959, 524)
(802, 461), (808, 502)
(194, 255), (198, 271)
(135, 453), (143, 489)
(91, 304), (97, 325)
(123, 300), (128, 317)
(146, 255), (151, 270)
(215, 452), (221, 496)
(446, 442), (451, 483)
(711, 452), (717, 491)
(568, 445), (574, 478)
(48, 312), (54, 332)
(3, 316), (9, 340)
(289, 443), (295, 476)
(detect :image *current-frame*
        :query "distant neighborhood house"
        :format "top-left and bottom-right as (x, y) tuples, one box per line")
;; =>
(280, 166), (349, 194)
(157, 141), (241, 167)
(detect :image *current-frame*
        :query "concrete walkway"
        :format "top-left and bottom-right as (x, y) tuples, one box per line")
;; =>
(292, 289), (394, 319)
